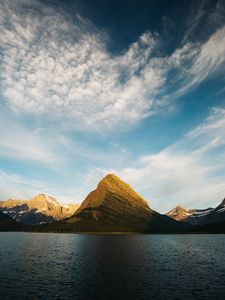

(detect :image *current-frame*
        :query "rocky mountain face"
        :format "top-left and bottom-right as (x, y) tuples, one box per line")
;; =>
(46, 174), (190, 233)
(201, 198), (225, 225)
(0, 211), (13, 222)
(0, 194), (79, 225)
(166, 199), (225, 226)
(0, 211), (28, 231)
(166, 205), (213, 225)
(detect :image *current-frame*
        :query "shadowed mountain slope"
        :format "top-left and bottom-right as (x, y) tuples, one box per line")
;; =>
(0, 211), (29, 231)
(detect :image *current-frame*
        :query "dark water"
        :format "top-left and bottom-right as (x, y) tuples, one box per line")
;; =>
(0, 233), (225, 300)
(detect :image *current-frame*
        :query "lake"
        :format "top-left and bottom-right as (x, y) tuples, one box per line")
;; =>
(0, 233), (224, 299)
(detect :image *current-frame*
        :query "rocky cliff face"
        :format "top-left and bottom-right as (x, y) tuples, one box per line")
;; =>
(0, 194), (79, 225)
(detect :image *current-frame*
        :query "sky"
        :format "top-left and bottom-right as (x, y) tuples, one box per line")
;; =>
(0, 0), (225, 213)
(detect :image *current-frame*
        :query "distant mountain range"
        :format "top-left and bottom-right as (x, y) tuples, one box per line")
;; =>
(166, 199), (225, 226)
(0, 174), (225, 233)
(0, 194), (79, 225)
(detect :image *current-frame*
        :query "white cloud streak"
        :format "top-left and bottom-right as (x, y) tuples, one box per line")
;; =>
(0, 170), (52, 199)
(0, 170), (82, 203)
(0, 106), (75, 166)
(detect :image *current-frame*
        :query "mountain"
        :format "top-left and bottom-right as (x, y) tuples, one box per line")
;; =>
(198, 220), (225, 233)
(0, 211), (13, 223)
(0, 211), (28, 231)
(43, 174), (191, 233)
(166, 205), (213, 225)
(0, 194), (79, 225)
(166, 198), (225, 226)
(200, 198), (225, 225)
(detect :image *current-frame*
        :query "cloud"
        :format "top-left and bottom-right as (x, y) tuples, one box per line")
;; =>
(182, 0), (208, 43)
(0, 104), (105, 171)
(0, 0), (163, 131)
(0, 169), (83, 203)
(0, 107), (69, 164)
(206, 0), (225, 29)
(182, 0), (225, 43)
(172, 107), (225, 156)
(87, 108), (225, 212)
(164, 25), (225, 102)
(0, 0), (225, 209)
(1, 0), (224, 132)
(0, 170), (52, 199)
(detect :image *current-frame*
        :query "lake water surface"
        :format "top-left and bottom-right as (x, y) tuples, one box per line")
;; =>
(0, 233), (224, 299)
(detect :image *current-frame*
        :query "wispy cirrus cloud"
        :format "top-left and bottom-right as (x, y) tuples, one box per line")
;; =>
(182, 0), (208, 43)
(163, 25), (225, 102)
(0, 170), (52, 199)
(0, 169), (83, 203)
(0, 0), (225, 132)
(0, 107), (71, 165)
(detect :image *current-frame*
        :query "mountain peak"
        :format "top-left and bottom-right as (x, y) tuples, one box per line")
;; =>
(102, 173), (119, 180)
(166, 205), (191, 221)
(98, 173), (149, 208)
(176, 205), (187, 211)
(75, 174), (150, 215)
(30, 194), (59, 205)
(33, 193), (57, 200)
(98, 173), (123, 186)
(0, 194), (79, 225)
(58, 174), (188, 233)
(167, 205), (188, 214)
(36, 193), (48, 198)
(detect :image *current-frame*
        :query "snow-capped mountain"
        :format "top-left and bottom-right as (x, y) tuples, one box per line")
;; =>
(0, 194), (79, 225)
(166, 198), (225, 225)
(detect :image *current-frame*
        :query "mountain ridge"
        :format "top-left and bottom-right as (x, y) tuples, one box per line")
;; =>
(0, 194), (79, 225)
(0, 174), (224, 233)
(166, 199), (225, 225)
(41, 173), (191, 233)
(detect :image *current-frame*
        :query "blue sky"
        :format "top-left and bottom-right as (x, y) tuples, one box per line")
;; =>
(0, 0), (225, 212)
